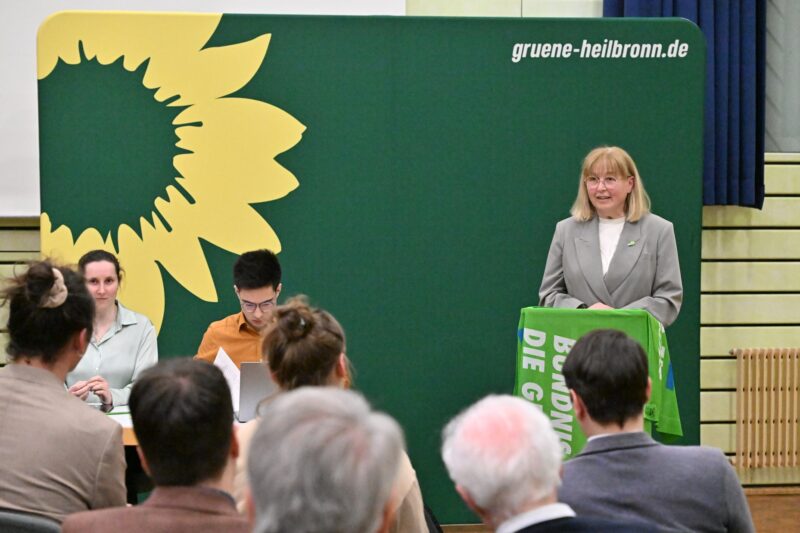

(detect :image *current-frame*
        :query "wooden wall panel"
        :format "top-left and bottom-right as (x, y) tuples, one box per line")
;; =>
(703, 230), (800, 259)
(522, 0), (602, 16)
(1, 223), (37, 367)
(0, 252), (39, 262)
(700, 391), (736, 421)
(703, 198), (800, 227)
(407, 0), (520, 16)
(702, 327), (800, 356)
(764, 165), (800, 194)
(701, 359), (737, 388)
(0, 264), (25, 281)
(699, 161), (800, 491)
(702, 262), (800, 292)
(0, 301), (7, 332)
(701, 424), (736, 453)
(765, 152), (800, 163)
(701, 294), (800, 324)
(0, 229), (39, 251)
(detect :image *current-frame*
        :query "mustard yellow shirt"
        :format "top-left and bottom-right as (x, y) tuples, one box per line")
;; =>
(195, 312), (262, 369)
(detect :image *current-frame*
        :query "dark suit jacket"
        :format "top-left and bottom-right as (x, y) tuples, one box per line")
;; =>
(62, 486), (250, 533)
(559, 432), (754, 533)
(539, 213), (682, 326)
(515, 515), (655, 532)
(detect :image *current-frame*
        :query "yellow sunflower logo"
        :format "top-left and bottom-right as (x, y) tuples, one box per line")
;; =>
(37, 11), (305, 331)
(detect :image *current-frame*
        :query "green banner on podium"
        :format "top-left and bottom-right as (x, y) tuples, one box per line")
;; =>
(514, 307), (682, 459)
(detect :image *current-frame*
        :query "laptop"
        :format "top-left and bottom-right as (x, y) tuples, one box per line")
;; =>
(237, 362), (278, 423)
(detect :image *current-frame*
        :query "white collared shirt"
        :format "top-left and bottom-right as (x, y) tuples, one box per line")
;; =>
(66, 301), (158, 406)
(496, 502), (576, 533)
(587, 432), (619, 443)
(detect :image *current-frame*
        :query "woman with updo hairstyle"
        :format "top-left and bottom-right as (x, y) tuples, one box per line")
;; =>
(0, 261), (126, 522)
(263, 297), (350, 391)
(66, 249), (158, 408)
(234, 297), (428, 533)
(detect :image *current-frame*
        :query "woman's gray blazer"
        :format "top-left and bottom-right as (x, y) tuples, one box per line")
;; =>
(538, 213), (682, 326)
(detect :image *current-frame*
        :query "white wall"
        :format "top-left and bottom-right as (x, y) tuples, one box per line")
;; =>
(0, 0), (404, 217)
(406, 0), (601, 18)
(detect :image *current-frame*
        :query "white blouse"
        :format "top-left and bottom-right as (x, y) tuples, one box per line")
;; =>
(598, 216), (626, 275)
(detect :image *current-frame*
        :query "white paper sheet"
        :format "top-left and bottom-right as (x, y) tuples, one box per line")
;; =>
(106, 406), (133, 428)
(214, 347), (241, 413)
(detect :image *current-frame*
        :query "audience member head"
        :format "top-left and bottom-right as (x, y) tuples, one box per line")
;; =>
(441, 395), (562, 527)
(129, 358), (235, 487)
(248, 387), (403, 533)
(562, 329), (650, 429)
(570, 145), (651, 222)
(2, 260), (93, 367)
(233, 249), (282, 330)
(261, 296), (350, 391)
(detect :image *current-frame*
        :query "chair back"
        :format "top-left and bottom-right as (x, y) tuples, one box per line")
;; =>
(0, 509), (61, 533)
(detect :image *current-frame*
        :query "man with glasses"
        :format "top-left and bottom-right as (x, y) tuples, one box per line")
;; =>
(195, 249), (282, 368)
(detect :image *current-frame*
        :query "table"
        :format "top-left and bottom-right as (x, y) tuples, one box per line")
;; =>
(106, 408), (137, 446)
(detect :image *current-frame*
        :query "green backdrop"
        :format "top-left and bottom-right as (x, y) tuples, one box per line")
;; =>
(40, 15), (704, 523)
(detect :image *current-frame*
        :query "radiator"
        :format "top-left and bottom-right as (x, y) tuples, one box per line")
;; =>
(734, 348), (800, 468)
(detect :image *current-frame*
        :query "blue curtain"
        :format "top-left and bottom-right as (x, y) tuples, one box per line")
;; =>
(604, 0), (765, 207)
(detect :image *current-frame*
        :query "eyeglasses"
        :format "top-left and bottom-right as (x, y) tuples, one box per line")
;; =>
(585, 176), (620, 188)
(240, 299), (276, 313)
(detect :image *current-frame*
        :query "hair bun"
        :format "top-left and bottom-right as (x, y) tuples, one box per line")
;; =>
(281, 305), (315, 341)
(2, 260), (94, 365)
(40, 268), (68, 308)
(22, 262), (64, 308)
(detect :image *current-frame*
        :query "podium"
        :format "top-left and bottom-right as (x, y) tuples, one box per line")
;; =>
(514, 307), (682, 459)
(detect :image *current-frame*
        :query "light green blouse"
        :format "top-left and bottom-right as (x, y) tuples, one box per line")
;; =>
(66, 302), (158, 406)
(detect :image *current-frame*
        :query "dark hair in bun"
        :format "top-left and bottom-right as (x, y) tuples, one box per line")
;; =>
(262, 296), (347, 390)
(2, 260), (94, 364)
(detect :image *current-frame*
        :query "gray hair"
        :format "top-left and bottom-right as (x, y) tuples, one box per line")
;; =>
(248, 387), (404, 533)
(441, 395), (562, 522)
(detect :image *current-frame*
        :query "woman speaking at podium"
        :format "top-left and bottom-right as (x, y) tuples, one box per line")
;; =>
(538, 146), (682, 327)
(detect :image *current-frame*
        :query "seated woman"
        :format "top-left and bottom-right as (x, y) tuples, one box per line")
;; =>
(234, 297), (427, 533)
(0, 261), (126, 521)
(538, 146), (682, 326)
(66, 250), (158, 408)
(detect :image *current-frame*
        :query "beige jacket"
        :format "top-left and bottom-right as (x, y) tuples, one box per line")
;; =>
(63, 486), (250, 533)
(0, 364), (127, 522)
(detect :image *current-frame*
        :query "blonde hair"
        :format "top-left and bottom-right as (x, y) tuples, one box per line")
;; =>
(569, 146), (651, 222)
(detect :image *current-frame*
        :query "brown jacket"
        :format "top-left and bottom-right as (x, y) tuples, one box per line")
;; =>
(0, 364), (126, 522)
(63, 486), (250, 533)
